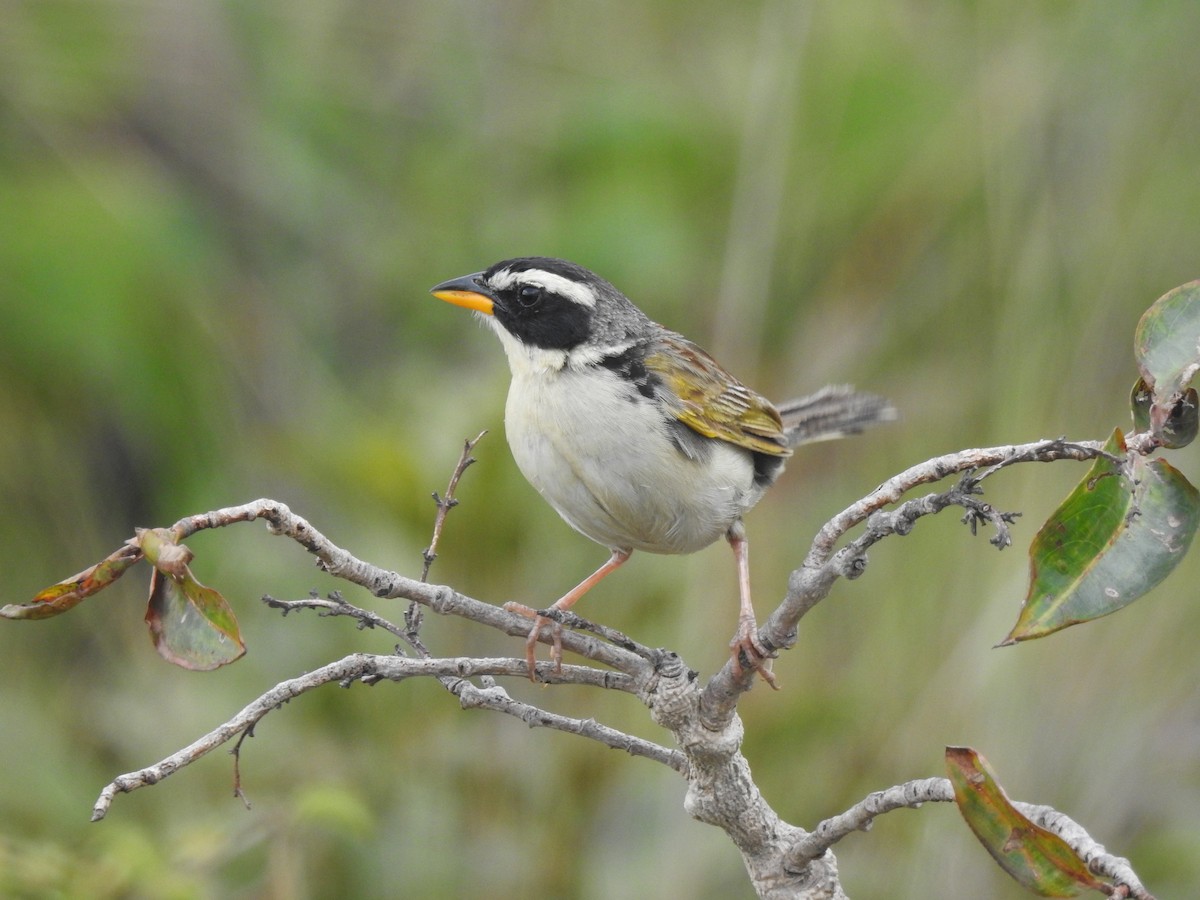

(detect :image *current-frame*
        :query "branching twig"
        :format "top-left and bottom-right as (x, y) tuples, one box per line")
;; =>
(263, 590), (409, 644)
(91, 652), (660, 821)
(163, 495), (650, 677)
(837, 473), (1023, 562)
(699, 438), (1121, 724)
(806, 438), (1111, 568)
(83, 432), (1161, 898)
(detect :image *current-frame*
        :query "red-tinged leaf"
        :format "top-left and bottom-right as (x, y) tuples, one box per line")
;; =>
(946, 747), (1106, 897)
(145, 567), (245, 670)
(1134, 279), (1200, 437)
(1003, 428), (1200, 644)
(1, 543), (143, 620)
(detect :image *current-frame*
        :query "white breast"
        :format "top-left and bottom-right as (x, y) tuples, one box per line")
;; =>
(495, 332), (768, 555)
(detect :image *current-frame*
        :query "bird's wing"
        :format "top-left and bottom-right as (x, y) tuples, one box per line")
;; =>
(642, 335), (792, 458)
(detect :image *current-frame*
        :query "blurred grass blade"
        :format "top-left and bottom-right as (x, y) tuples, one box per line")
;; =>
(946, 747), (1106, 897)
(1, 543), (143, 620)
(1134, 280), (1200, 437)
(1004, 429), (1200, 643)
(145, 567), (246, 670)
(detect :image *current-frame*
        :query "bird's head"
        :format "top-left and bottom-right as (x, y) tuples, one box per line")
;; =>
(431, 258), (652, 365)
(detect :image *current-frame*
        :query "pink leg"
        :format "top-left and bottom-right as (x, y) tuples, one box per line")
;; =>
(726, 521), (777, 688)
(505, 548), (631, 681)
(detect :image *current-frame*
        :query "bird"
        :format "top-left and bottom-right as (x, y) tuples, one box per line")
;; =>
(431, 257), (894, 685)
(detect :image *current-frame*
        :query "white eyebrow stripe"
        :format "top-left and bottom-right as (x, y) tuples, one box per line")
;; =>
(490, 268), (597, 308)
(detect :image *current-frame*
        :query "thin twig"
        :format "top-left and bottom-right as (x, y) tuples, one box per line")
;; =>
(700, 437), (1123, 727)
(165, 497), (650, 676)
(806, 438), (1112, 567)
(787, 777), (953, 866)
(537, 606), (667, 666)
(91, 653), (671, 820)
(230, 725), (255, 810)
(421, 430), (487, 582)
(262, 591), (409, 644)
(412, 430), (487, 645)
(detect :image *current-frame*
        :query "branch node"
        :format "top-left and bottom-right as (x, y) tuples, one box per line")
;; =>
(843, 554), (868, 580)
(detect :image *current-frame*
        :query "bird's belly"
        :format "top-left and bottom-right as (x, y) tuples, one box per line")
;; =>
(505, 369), (762, 554)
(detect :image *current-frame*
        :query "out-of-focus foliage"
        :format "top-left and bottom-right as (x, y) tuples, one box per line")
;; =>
(2, 2), (1200, 898)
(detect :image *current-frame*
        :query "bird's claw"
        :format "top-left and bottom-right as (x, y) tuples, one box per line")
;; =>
(729, 618), (778, 689)
(503, 602), (563, 682)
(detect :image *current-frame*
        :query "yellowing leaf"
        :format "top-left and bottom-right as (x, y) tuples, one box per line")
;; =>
(946, 747), (1106, 897)
(1, 543), (143, 620)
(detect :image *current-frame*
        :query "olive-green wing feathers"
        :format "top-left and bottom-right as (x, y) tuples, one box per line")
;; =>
(643, 336), (792, 458)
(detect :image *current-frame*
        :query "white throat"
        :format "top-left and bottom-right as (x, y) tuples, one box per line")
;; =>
(483, 314), (633, 377)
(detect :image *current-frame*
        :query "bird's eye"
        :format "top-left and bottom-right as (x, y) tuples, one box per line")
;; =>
(517, 285), (543, 308)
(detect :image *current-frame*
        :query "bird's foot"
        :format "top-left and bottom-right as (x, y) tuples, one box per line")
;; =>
(729, 616), (778, 689)
(503, 602), (563, 682)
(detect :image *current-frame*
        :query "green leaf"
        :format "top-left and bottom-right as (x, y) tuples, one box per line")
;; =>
(946, 747), (1106, 897)
(144, 566), (245, 671)
(1134, 279), (1200, 436)
(1, 543), (143, 620)
(1004, 428), (1200, 643)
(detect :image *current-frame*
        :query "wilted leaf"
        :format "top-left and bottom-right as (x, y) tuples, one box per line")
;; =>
(1004, 428), (1200, 643)
(145, 565), (245, 671)
(946, 747), (1106, 897)
(1, 543), (143, 620)
(1131, 377), (1198, 449)
(1131, 378), (1152, 435)
(1134, 280), (1200, 436)
(135, 527), (193, 577)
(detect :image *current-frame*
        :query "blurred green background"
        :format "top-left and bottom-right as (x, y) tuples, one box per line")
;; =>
(2, 2), (1199, 897)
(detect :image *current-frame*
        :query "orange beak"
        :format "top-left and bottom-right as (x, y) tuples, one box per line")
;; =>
(430, 273), (495, 315)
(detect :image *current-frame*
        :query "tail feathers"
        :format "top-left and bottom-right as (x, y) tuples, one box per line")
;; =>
(778, 384), (897, 448)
